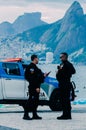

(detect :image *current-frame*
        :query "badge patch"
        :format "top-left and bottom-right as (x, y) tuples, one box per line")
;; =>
(30, 68), (34, 74)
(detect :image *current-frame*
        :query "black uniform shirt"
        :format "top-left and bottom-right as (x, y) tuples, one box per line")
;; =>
(25, 63), (44, 91)
(56, 60), (76, 83)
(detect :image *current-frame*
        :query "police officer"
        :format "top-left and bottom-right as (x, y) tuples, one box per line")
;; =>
(23, 54), (47, 120)
(56, 52), (76, 120)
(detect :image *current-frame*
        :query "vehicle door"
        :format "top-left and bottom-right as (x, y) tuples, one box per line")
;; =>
(2, 62), (27, 99)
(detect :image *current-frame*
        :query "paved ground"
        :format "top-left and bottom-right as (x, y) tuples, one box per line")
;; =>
(0, 105), (86, 130)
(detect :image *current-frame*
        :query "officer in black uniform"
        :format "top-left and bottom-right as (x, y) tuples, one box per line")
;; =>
(56, 52), (76, 120)
(23, 54), (47, 120)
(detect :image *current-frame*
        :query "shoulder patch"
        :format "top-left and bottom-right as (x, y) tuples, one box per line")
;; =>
(30, 68), (34, 74)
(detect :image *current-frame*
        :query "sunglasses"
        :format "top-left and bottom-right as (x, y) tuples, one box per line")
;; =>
(60, 56), (64, 59)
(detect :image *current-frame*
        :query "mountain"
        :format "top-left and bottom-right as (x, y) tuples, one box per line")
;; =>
(13, 12), (47, 33)
(0, 19), (62, 60)
(0, 22), (15, 37)
(18, 19), (62, 50)
(0, 1), (86, 64)
(0, 12), (47, 37)
(0, 21), (61, 60)
(54, 1), (86, 63)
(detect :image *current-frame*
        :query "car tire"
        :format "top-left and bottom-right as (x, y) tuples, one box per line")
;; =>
(49, 88), (62, 111)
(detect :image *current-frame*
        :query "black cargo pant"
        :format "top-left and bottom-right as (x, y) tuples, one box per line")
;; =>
(59, 82), (71, 116)
(24, 88), (39, 116)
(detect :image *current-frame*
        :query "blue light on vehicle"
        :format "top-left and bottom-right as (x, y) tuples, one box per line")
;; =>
(44, 77), (59, 88)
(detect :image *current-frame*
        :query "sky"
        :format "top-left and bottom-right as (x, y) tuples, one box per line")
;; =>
(0, 0), (86, 24)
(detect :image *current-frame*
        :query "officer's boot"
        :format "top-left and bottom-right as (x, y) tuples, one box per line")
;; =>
(57, 111), (72, 120)
(23, 111), (32, 120)
(66, 110), (72, 119)
(32, 111), (42, 120)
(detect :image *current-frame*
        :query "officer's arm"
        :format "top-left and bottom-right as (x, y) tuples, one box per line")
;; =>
(70, 63), (76, 74)
(65, 62), (76, 76)
(38, 69), (45, 81)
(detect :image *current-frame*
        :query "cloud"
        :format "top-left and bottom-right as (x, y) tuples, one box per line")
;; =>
(0, 0), (85, 24)
(0, 0), (30, 6)
(0, 0), (85, 7)
(0, 0), (85, 6)
(0, 2), (69, 23)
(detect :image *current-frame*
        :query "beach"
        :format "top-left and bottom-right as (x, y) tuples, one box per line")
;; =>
(0, 105), (86, 130)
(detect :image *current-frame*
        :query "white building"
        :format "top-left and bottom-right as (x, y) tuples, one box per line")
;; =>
(46, 52), (54, 64)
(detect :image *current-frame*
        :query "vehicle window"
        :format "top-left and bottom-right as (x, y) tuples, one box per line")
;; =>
(22, 64), (28, 72)
(2, 63), (20, 76)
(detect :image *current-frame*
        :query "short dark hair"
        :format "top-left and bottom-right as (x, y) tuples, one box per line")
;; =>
(61, 52), (68, 58)
(31, 54), (38, 61)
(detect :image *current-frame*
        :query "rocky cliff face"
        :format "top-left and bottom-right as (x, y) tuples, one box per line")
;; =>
(54, 1), (86, 63)
(13, 12), (47, 33)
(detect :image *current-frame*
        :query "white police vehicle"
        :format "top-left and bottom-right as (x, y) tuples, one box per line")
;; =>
(0, 58), (75, 111)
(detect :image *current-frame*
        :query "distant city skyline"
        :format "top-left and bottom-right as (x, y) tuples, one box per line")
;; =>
(0, 0), (86, 24)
